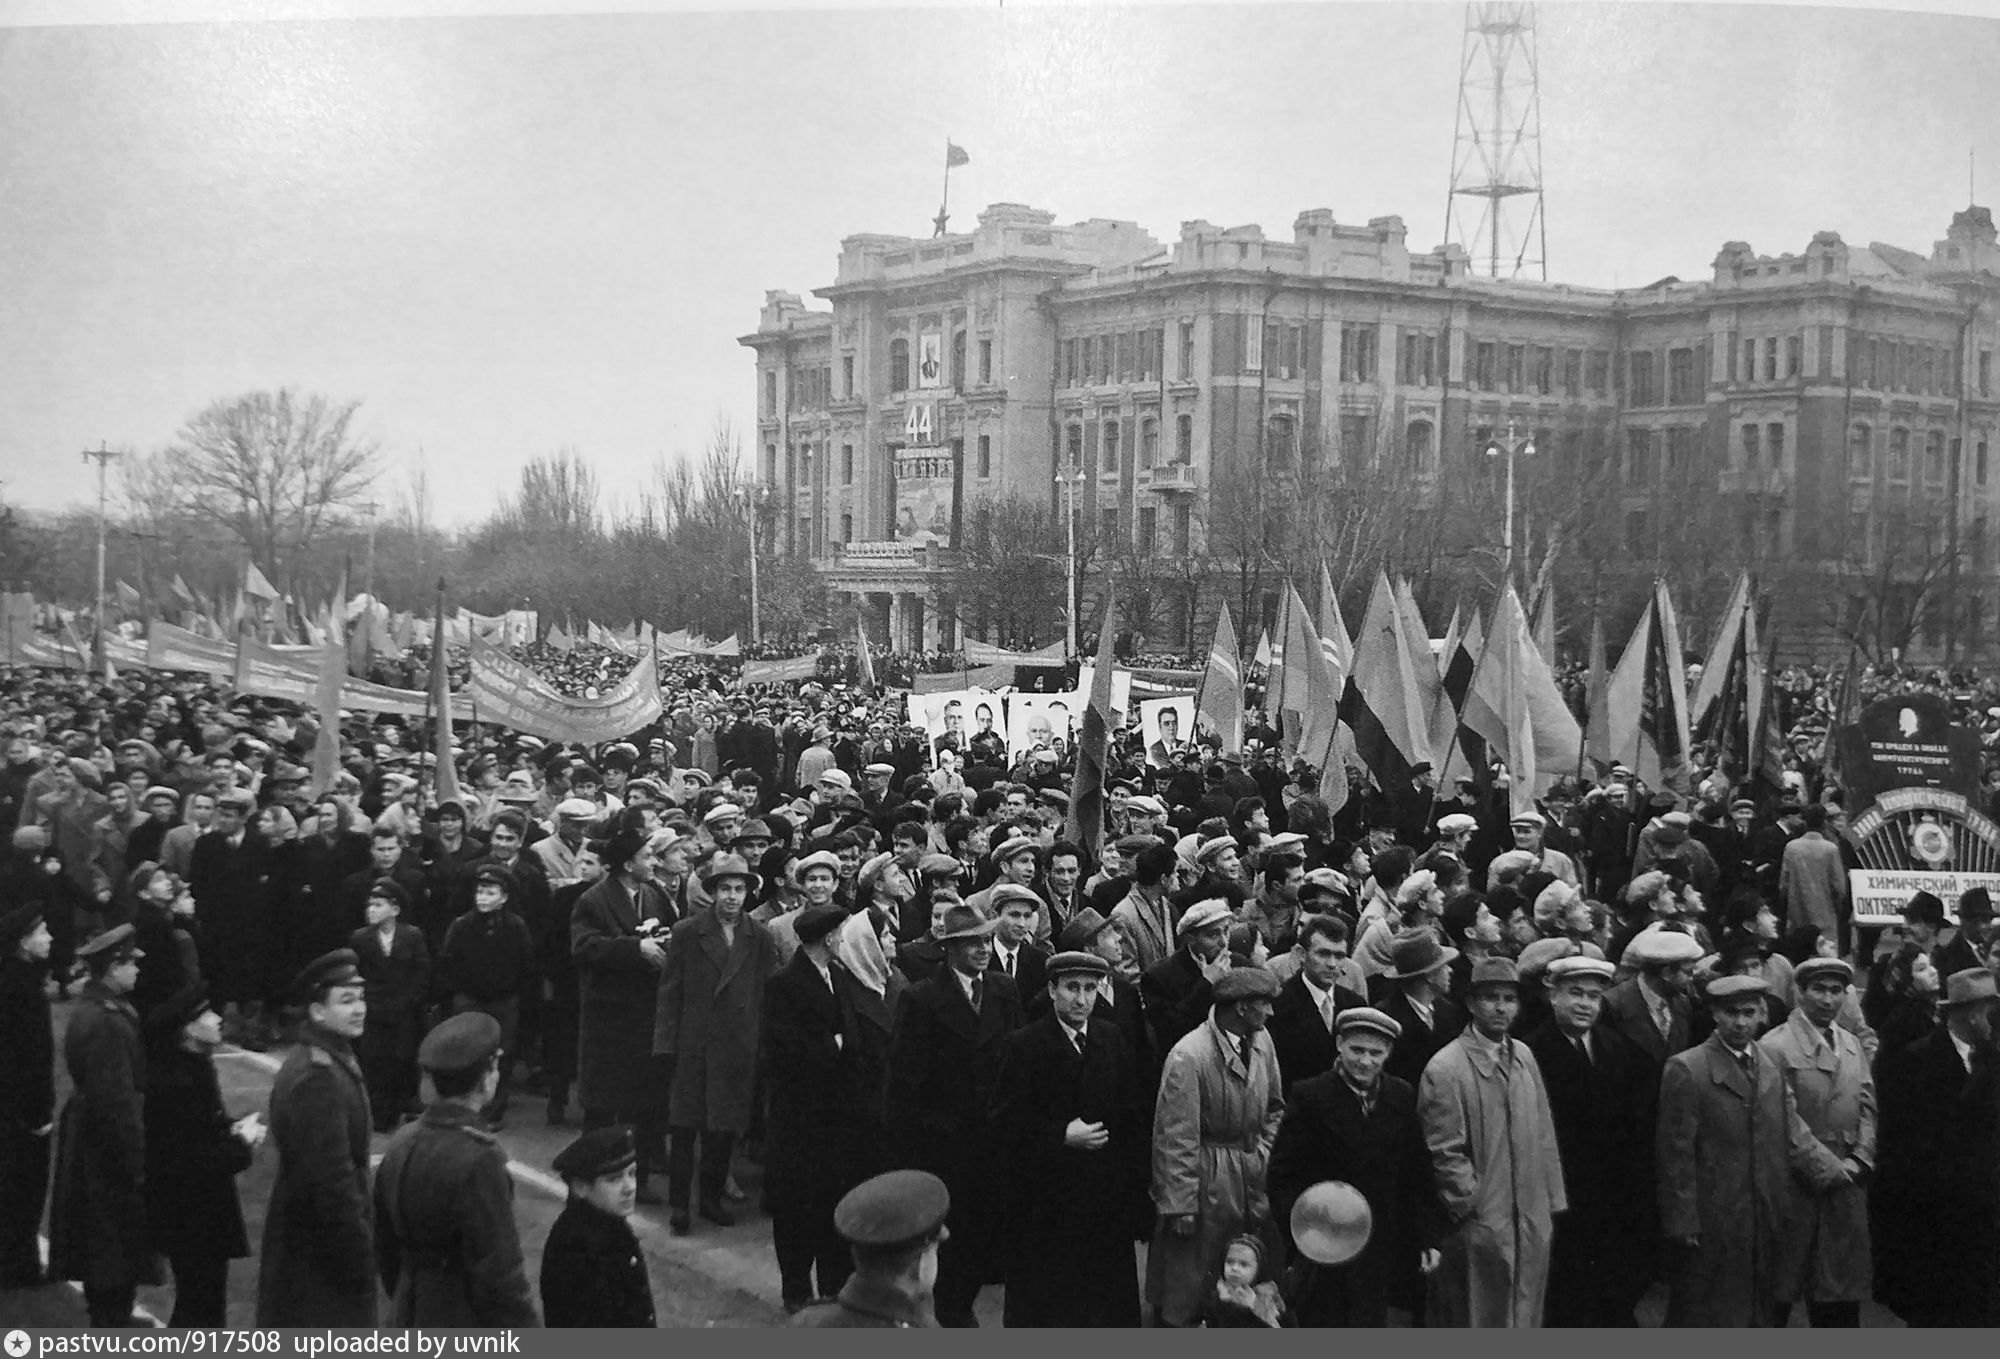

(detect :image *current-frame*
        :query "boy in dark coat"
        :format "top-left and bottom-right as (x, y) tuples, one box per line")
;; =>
(351, 879), (432, 1133)
(438, 863), (535, 1129)
(539, 1126), (655, 1327)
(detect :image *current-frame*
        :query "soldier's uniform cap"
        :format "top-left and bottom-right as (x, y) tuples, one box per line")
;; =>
(1705, 973), (1770, 1003)
(833, 1170), (951, 1248)
(418, 1010), (503, 1074)
(77, 922), (141, 963)
(553, 1126), (637, 1182)
(1335, 1007), (1403, 1043)
(1045, 950), (1109, 981)
(794, 905), (848, 946)
(1212, 966), (1280, 1002)
(1793, 957), (1854, 989)
(156, 980), (213, 1033)
(367, 878), (411, 911)
(293, 947), (362, 1001)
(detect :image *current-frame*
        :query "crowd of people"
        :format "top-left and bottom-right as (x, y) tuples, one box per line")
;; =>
(2, 643), (1999, 1330)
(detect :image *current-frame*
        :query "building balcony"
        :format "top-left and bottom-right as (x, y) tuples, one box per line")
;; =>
(1718, 466), (1794, 495)
(1148, 464), (1200, 492)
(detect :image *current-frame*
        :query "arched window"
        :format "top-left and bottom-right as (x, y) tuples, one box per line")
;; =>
(889, 339), (910, 393)
(1405, 420), (1436, 474)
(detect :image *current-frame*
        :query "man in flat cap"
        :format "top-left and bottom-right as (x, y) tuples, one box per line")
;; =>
(539, 1127), (655, 1327)
(1143, 898), (1237, 1057)
(1522, 954), (1657, 1326)
(1658, 974), (1834, 1326)
(791, 1170), (952, 1328)
(762, 904), (876, 1312)
(0, 903), (54, 1287)
(1758, 955), (1874, 1326)
(258, 949), (377, 1326)
(1270, 1006), (1438, 1326)
(1605, 922), (1702, 1065)
(987, 883), (1051, 999)
(887, 902), (1024, 1326)
(373, 1011), (539, 1327)
(1147, 966), (1284, 1327)
(1418, 956), (1565, 1327)
(46, 925), (152, 1326)
(966, 833), (1041, 918)
(990, 950), (1149, 1326)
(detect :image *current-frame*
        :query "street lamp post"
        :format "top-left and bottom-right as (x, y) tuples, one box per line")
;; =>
(81, 443), (120, 658)
(1483, 423), (1537, 586)
(743, 484), (766, 644)
(1058, 471), (1087, 657)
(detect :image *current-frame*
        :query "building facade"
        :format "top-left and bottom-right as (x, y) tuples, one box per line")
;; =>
(744, 202), (2000, 661)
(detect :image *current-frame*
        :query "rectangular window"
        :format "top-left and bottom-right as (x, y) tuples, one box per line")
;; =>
(1103, 420), (1122, 473)
(764, 369), (777, 414)
(1505, 344), (1525, 393)
(1173, 503), (1192, 556)
(1339, 414), (1371, 463)
(1179, 321), (1196, 380)
(1117, 331), (1134, 383)
(1586, 351), (1609, 395)
(978, 339), (993, 385)
(1888, 427), (1911, 481)
(1787, 335), (1803, 379)
(1340, 323), (1377, 383)
(1625, 428), (1651, 484)
(1399, 333), (1418, 386)
(842, 355), (855, 398)
(1726, 331), (1740, 381)
(840, 443), (854, 485)
(1630, 352), (1657, 407)
(1064, 339), (1079, 387)
(1423, 334), (1438, 387)
(1475, 342), (1497, 392)
(952, 331), (966, 388)
(1741, 423), (1759, 466)
(839, 512), (853, 543)
(1534, 346), (1554, 395)
(1983, 350), (1994, 398)
(1767, 422), (1785, 470)
(1244, 321), (1263, 374)
(1762, 336), (1778, 381)
(1140, 418), (1159, 469)
(1067, 423), (1084, 470)
(977, 434), (992, 479)
(1176, 414), (1193, 464)
(1138, 506), (1157, 555)
(1980, 440), (1991, 487)
(1280, 324), (1301, 380)
(1926, 430), (1947, 485)
(1741, 338), (1757, 384)
(1667, 348), (1697, 405)
(1101, 507), (1119, 543)
(1666, 426), (1691, 475)
(1562, 348), (1582, 396)
(1819, 325), (1835, 379)
(763, 443), (777, 482)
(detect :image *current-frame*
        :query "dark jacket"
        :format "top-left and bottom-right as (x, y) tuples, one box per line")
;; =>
(1377, 988), (1466, 1090)
(352, 922), (431, 1059)
(1267, 971), (1370, 1094)
(1268, 1067), (1434, 1327)
(986, 938), (1049, 1001)
(256, 1025), (376, 1326)
(1523, 1019), (1659, 1326)
(760, 952), (878, 1217)
(48, 982), (154, 1292)
(789, 1272), (938, 1327)
(143, 1043), (252, 1261)
(539, 1197), (654, 1327)
(0, 955), (55, 1134)
(1602, 974), (1693, 1067)
(989, 1012), (1147, 1326)
(187, 828), (273, 1007)
(653, 909), (777, 1133)
(571, 874), (673, 1114)
(1141, 948), (1217, 1057)
(439, 907), (534, 1002)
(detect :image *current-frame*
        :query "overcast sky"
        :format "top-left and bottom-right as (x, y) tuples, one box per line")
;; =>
(4, 0), (1999, 523)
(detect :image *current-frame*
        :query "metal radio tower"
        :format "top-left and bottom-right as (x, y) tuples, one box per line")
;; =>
(1445, 2), (1547, 280)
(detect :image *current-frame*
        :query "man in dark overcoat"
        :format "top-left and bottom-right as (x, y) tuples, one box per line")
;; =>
(372, 1012), (539, 1327)
(989, 949), (1148, 1326)
(48, 925), (154, 1326)
(1267, 912), (1369, 1093)
(571, 829), (671, 1199)
(760, 904), (867, 1311)
(539, 1127), (655, 1327)
(654, 852), (777, 1235)
(186, 789), (273, 1037)
(350, 879), (431, 1133)
(1523, 954), (1658, 1326)
(886, 902), (1024, 1327)
(1141, 897), (1234, 1057)
(256, 949), (377, 1327)
(0, 904), (55, 1287)
(1269, 1006), (1437, 1326)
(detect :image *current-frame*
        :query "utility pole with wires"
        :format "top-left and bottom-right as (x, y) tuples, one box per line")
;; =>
(81, 442), (121, 661)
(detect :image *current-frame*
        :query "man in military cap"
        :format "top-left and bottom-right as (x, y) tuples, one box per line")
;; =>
(0, 902), (54, 1287)
(538, 1126), (654, 1327)
(1658, 973), (1834, 1326)
(373, 1011), (539, 1326)
(791, 1170), (950, 1328)
(257, 949), (377, 1326)
(1418, 956), (1566, 1328)
(991, 950), (1149, 1326)
(1148, 966), (1285, 1327)
(1270, 1006), (1438, 1326)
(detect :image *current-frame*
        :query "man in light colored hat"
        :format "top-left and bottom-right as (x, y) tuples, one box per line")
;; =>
(1657, 974), (1829, 1326)
(966, 833), (1040, 918)
(885, 903), (1024, 1326)
(372, 1011), (539, 1326)
(533, 796), (599, 888)
(1505, 809), (1579, 889)
(1872, 966), (2000, 1326)
(1269, 1005), (1437, 1326)
(1433, 812), (1478, 863)
(1147, 966), (1284, 1327)
(1418, 956), (1565, 1327)
(1143, 898), (1237, 1056)
(1605, 922), (1702, 1064)
(990, 950), (1147, 1326)
(1758, 955), (1874, 1327)
(1522, 953), (1657, 1326)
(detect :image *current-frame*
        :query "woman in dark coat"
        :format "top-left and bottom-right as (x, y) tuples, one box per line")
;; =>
(572, 829), (673, 1194)
(145, 986), (258, 1326)
(48, 927), (160, 1326)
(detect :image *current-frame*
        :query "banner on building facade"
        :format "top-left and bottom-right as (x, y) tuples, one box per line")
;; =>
(467, 634), (661, 743)
(893, 443), (956, 546)
(918, 331), (944, 388)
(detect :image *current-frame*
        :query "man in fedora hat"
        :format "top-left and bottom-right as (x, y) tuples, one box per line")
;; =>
(654, 852), (776, 1235)
(990, 950), (1149, 1326)
(1147, 965), (1284, 1327)
(1419, 956), (1565, 1327)
(886, 902), (1024, 1325)
(1872, 966), (2000, 1326)
(1270, 1007), (1438, 1326)
(1658, 974), (1832, 1327)
(1377, 929), (1466, 1090)
(1522, 954), (1657, 1327)
(1142, 898), (1237, 1057)
(1759, 955), (1875, 1327)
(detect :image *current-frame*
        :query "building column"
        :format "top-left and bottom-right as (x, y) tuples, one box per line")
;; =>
(888, 592), (907, 653)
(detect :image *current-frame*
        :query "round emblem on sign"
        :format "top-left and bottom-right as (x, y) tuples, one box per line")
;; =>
(1911, 819), (1953, 866)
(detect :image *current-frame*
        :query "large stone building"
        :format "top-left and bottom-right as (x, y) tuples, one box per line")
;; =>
(743, 201), (2000, 661)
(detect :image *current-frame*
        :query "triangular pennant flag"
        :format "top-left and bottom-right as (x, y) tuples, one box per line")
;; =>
(1252, 628), (1272, 670)
(244, 560), (279, 602)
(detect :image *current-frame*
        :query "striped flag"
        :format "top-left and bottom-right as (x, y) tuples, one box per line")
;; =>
(1461, 582), (1583, 813)
(1584, 605), (1610, 774)
(429, 581), (464, 811)
(1316, 562), (1352, 672)
(1604, 580), (1692, 792)
(1193, 603), (1243, 752)
(1338, 573), (1436, 789)
(1064, 596), (1118, 859)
